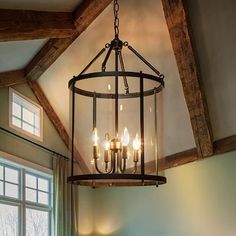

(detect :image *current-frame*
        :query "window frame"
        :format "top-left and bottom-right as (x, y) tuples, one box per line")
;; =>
(9, 88), (43, 142)
(0, 159), (53, 236)
(0, 162), (21, 200)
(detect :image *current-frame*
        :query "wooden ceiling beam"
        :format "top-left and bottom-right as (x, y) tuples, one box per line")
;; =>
(161, 0), (213, 158)
(214, 134), (236, 155)
(0, 9), (75, 41)
(25, 0), (112, 81)
(27, 80), (90, 173)
(0, 70), (26, 87)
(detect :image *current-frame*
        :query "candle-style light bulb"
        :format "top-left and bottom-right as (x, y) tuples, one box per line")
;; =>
(122, 127), (130, 146)
(133, 133), (141, 150)
(103, 133), (110, 163)
(103, 133), (110, 150)
(122, 128), (129, 159)
(92, 128), (99, 159)
(93, 128), (99, 146)
(133, 133), (141, 163)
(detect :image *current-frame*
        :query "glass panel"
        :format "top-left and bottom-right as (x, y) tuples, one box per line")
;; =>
(26, 174), (37, 189)
(0, 203), (19, 236)
(12, 116), (21, 128)
(26, 188), (37, 202)
(5, 167), (19, 184)
(34, 114), (40, 129)
(0, 181), (3, 195)
(0, 165), (3, 180)
(38, 191), (49, 205)
(22, 122), (34, 134)
(38, 178), (49, 192)
(5, 183), (18, 198)
(26, 208), (49, 236)
(23, 107), (34, 125)
(12, 102), (21, 118)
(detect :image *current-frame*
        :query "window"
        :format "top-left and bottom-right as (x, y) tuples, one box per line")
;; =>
(0, 161), (52, 236)
(9, 88), (43, 141)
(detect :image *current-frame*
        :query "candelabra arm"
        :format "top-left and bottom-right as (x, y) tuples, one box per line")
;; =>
(94, 159), (106, 174)
(132, 162), (138, 174)
(119, 158), (126, 173)
(111, 151), (116, 174)
(104, 155), (113, 174)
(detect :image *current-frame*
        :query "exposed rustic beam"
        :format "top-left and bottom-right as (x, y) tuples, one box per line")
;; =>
(25, 0), (112, 81)
(73, 0), (111, 31)
(0, 70), (26, 87)
(0, 9), (75, 41)
(27, 80), (90, 173)
(127, 148), (198, 174)
(161, 0), (213, 158)
(24, 37), (78, 81)
(214, 134), (236, 155)
(159, 148), (197, 171)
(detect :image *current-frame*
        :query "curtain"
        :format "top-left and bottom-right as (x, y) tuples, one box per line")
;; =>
(53, 157), (79, 236)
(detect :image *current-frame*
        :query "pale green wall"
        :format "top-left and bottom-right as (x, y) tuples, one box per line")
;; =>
(92, 151), (236, 236)
(78, 187), (94, 236)
(0, 84), (68, 169)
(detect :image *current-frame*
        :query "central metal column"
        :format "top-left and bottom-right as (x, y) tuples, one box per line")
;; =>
(140, 72), (145, 177)
(115, 50), (119, 135)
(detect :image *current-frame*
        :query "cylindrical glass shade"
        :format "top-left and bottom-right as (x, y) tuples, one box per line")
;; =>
(68, 71), (166, 187)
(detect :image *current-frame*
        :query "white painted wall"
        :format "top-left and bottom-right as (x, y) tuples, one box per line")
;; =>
(186, 0), (236, 140)
(0, 39), (47, 72)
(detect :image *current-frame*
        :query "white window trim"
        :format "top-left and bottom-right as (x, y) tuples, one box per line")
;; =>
(0, 150), (52, 175)
(9, 87), (43, 142)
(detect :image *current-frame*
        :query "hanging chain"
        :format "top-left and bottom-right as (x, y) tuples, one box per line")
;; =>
(114, 0), (120, 38)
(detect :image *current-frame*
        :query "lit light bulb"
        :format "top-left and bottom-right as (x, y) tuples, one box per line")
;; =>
(103, 133), (110, 162)
(108, 84), (111, 91)
(93, 128), (99, 146)
(122, 128), (130, 146)
(103, 133), (110, 150)
(133, 133), (141, 150)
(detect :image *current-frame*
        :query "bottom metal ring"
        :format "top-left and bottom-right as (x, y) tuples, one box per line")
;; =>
(67, 174), (167, 187)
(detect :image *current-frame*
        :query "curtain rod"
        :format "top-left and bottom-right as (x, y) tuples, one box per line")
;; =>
(0, 127), (69, 160)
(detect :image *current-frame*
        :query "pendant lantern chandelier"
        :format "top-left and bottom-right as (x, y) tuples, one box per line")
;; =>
(68, 0), (167, 187)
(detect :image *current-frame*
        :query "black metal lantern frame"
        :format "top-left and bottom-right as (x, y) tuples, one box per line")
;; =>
(67, 0), (167, 187)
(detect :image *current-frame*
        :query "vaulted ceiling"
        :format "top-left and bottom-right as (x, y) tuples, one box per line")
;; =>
(0, 0), (236, 173)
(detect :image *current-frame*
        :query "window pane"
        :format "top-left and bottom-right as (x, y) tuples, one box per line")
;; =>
(23, 122), (34, 134)
(23, 107), (34, 125)
(35, 115), (40, 129)
(38, 191), (49, 205)
(0, 203), (19, 236)
(12, 116), (21, 128)
(13, 102), (21, 118)
(11, 91), (42, 139)
(0, 165), (3, 180)
(38, 178), (49, 192)
(26, 208), (49, 236)
(5, 183), (18, 198)
(5, 167), (19, 184)
(26, 188), (37, 202)
(26, 174), (36, 189)
(0, 181), (3, 195)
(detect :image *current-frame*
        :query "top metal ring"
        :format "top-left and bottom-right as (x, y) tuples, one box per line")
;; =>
(68, 71), (164, 99)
